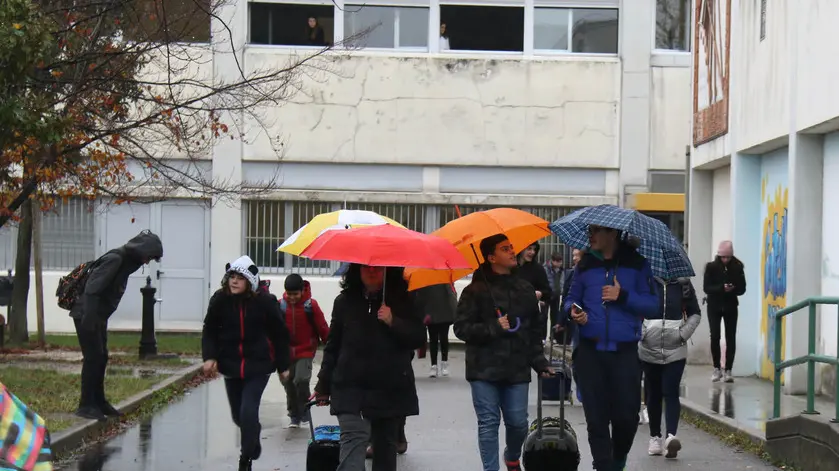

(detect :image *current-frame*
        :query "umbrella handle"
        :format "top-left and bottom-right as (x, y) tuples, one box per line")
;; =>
(496, 308), (521, 332)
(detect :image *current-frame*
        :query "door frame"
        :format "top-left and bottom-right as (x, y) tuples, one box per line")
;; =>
(99, 199), (211, 323)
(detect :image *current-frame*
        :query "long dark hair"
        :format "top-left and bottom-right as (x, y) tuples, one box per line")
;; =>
(340, 264), (408, 298)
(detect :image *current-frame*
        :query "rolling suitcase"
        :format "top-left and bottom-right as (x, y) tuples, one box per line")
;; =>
(305, 400), (341, 471)
(540, 338), (573, 403)
(522, 330), (581, 471)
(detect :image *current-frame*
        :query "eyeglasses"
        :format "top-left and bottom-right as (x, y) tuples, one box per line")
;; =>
(588, 226), (609, 235)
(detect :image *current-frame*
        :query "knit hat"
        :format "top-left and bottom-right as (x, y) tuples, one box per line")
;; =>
(226, 255), (260, 292)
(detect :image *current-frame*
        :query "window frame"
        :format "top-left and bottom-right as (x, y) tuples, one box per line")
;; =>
(532, 4), (620, 56)
(344, 2), (433, 52)
(651, 0), (692, 54)
(246, 0), (620, 58)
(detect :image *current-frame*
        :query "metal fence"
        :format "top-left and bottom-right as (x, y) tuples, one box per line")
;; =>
(0, 198), (96, 273)
(245, 200), (580, 275)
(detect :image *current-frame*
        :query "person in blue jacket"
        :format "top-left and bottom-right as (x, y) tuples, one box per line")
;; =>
(564, 226), (658, 471)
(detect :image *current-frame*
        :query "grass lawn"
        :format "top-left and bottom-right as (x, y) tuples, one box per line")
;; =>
(36, 332), (202, 356)
(2, 367), (167, 433)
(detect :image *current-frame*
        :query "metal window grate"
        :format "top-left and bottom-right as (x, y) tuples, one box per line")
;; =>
(760, 0), (767, 41)
(0, 198), (96, 272)
(245, 201), (431, 275)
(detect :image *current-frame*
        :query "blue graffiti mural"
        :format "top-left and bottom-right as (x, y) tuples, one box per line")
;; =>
(763, 199), (788, 364)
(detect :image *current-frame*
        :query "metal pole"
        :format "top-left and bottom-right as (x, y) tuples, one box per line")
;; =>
(773, 312), (783, 419)
(139, 276), (158, 359)
(683, 145), (691, 249)
(805, 302), (818, 414)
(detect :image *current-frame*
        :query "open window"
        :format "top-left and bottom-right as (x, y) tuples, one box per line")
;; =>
(439, 5), (524, 52)
(533, 6), (618, 54)
(344, 4), (430, 50)
(249, 2), (335, 46)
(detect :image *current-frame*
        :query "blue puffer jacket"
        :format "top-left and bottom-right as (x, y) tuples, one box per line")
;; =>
(563, 245), (659, 351)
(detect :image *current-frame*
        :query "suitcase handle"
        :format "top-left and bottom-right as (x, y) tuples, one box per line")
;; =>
(537, 327), (569, 439)
(305, 399), (331, 439)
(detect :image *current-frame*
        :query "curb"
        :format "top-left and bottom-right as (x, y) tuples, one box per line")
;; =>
(679, 396), (767, 447)
(50, 363), (203, 455)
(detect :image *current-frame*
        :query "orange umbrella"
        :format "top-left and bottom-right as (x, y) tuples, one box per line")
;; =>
(404, 208), (552, 291)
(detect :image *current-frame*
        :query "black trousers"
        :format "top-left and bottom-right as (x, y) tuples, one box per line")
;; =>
(427, 323), (451, 365)
(73, 318), (109, 409)
(225, 375), (271, 460)
(708, 307), (738, 370)
(573, 339), (642, 471)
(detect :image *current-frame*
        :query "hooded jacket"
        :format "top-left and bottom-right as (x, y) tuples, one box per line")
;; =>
(202, 256), (291, 378)
(639, 278), (701, 364)
(453, 264), (550, 383)
(314, 283), (425, 419)
(563, 243), (658, 351)
(70, 231), (164, 321)
(703, 256), (746, 313)
(283, 280), (329, 360)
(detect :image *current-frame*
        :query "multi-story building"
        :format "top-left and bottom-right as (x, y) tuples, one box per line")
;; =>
(1, 0), (693, 333)
(687, 0), (837, 397)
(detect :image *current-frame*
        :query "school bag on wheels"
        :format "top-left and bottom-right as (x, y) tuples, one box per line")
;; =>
(305, 400), (340, 471)
(540, 335), (573, 404)
(522, 328), (580, 471)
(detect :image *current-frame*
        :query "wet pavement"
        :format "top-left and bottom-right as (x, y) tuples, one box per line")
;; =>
(680, 365), (836, 434)
(59, 351), (779, 471)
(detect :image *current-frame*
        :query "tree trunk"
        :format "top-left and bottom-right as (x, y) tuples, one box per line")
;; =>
(8, 199), (32, 345)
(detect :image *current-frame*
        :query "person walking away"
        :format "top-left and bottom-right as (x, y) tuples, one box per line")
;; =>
(280, 273), (329, 428)
(69, 230), (163, 421)
(517, 241), (552, 342)
(312, 265), (425, 471)
(454, 234), (553, 471)
(201, 256), (291, 471)
(564, 226), (658, 471)
(416, 283), (457, 378)
(703, 240), (746, 383)
(640, 277), (701, 459)
(544, 253), (565, 335)
(554, 248), (582, 402)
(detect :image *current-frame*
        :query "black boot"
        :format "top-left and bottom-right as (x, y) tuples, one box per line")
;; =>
(100, 401), (123, 417)
(238, 455), (252, 471)
(75, 406), (107, 421)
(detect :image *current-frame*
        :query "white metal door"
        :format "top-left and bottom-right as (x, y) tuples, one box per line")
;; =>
(157, 202), (209, 323)
(102, 203), (157, 323)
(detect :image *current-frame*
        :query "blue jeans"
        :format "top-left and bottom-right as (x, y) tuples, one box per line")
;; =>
(470, 381), (530, 471)
(224, 374), (271, 460)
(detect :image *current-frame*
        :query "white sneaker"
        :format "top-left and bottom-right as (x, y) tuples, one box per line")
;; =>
(664, 434), (682, 458)
(648, 436), (663, 456)
(723, 370), (734, 383)
(440, 361), (450, 377)
(639, 406), (649, 425)
(711, 368), (723, 382)
(429, 365), (438, 378)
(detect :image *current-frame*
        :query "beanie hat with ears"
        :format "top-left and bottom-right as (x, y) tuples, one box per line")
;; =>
(226, 255), (260, 292)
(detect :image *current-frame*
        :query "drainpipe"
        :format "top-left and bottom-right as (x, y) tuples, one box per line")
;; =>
(683, 144), (691, 250)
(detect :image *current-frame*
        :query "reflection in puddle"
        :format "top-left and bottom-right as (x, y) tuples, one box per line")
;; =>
(75, 442), (117, 471)
(710, 386), (735, 418)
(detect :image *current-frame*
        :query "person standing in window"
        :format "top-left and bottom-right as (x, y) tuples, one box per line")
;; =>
(306, 16), (326, 46)
(439, 23), (450, 51)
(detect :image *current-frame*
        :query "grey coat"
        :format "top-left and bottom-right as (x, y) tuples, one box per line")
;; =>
(639, 277), (701, 365)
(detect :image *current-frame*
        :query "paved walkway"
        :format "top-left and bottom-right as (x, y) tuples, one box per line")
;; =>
(59, 351), (778, 471)
(679, 364), (836, 435)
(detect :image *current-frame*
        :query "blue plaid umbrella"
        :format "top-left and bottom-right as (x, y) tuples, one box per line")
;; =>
(549, 205), (694, 279)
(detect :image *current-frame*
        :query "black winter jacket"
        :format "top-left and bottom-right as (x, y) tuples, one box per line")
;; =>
(201, 290), (291, 379)
(703, 256), (746, 313)
(454, 265), (550, 383)
(517, 260), (552, 304)
(314, 288), (425, 419)
(70, 231), (163, 321)
(414, 283), (457, 325)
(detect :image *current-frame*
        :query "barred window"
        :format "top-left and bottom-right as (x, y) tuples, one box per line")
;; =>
(0, 198), (96, 272)
(244, 201), (431, 275)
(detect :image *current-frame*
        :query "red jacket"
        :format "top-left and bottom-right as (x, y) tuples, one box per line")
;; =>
(282, 280), (329, 360)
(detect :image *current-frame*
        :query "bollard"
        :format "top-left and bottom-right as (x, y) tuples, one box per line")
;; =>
(139, 276), (178, 360)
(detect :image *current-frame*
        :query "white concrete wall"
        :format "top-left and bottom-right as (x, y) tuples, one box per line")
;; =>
(650, 66), (692, 171)
(711, 166), (732, 254)
(242, 50), (621, 169)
